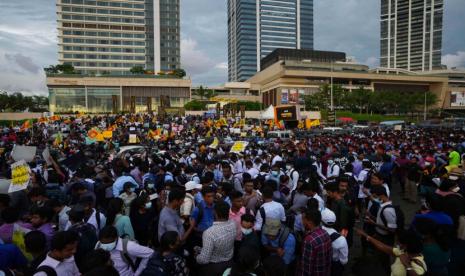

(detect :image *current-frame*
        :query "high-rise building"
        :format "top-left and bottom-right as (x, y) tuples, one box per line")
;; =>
(228, 0), (314, 82)
(380, 0), (443, 71)
(57, 0), (180, 75)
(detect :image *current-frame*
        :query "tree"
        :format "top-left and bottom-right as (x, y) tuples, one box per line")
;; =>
(193, 85), (207, 99)
(172, 68), (186, 78)
(130, 66), (145, 74)
(44, 64), (75, 75)
(0, 91), (49, 112)
(205, 88), (217, 100)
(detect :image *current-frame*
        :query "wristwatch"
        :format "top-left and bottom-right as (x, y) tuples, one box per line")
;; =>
(406, 267), (413, 271)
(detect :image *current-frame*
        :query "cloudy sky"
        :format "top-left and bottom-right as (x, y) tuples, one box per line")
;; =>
(0, 0), (464, 95)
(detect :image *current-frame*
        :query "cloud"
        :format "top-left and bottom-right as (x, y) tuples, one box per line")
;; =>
(5, 53), (41, 73)
(442, 51), (465, 69)
(0, 0), (464, 94)
(364, 57), (379, 68)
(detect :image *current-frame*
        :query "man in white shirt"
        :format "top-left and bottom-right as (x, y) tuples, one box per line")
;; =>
(245, 160), (259, 179)
(254, 186), (286, 231)
(271, 152), (283, 166)
(96, 226), (154, 276)
(326, 159), (340, 181)
(34, 231), (80, 276)
(321, 209), (348, 276)
(79, 196), (106, 233)
(285, 161), (299, 192)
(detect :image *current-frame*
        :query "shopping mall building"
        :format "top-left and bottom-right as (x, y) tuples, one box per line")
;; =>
(47, 74), (191, 113)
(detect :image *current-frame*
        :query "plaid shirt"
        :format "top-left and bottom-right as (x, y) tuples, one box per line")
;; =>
(196, 220), (237, 265)
(297, 227), (332, 276)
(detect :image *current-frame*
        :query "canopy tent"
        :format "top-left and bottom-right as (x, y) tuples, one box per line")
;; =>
(260, 105), (275, 120)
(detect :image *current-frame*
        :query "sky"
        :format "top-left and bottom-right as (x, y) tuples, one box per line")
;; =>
(0, 0), (464, 95)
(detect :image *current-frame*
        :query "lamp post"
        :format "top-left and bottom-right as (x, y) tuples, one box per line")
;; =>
(424, 91), (427, 121)
(330, 62), (334, 112)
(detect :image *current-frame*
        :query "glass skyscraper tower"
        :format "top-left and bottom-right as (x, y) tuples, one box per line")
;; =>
(228, 0), (314, 82)
(57, 0), (180, 75)
(380, 0), (443, 71)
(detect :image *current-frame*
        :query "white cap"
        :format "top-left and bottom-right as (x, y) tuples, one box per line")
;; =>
(321, 208), (336, 225)
(190, 153), (197, 160)
(185, 181), (202, 191)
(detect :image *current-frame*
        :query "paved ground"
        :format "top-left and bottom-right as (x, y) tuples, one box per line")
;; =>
(345, 180), (421, 275)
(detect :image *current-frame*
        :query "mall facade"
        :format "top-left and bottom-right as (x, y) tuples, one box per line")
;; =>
(246, 49), (465, 111)
(47, 74), (191, 113)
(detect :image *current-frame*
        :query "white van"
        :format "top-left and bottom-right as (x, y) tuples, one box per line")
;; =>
(267, 130), (293, 141)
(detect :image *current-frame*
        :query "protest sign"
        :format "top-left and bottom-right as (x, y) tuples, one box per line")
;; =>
(230, 141), (248, 153)
(11, 145), (37, 162)
(0, 179), (10, 194)
(209, 138), (219, 149)
(42, 147), (52, 165)
(9, 160), (30, 193)
(129, 134), (138, 144)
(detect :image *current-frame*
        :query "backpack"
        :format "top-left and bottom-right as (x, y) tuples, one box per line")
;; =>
(288, 169), (297, 182)
(278, 226), (293, 248)
(140, 251), (169, 276)
(380, 204), (405, 234)
(120, 238), (142, 272)
(330, 232), (341, 242)
(35, 266), (57, 276)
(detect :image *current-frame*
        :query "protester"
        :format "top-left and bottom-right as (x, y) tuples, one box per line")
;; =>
(95, 226), (154, 276)
(2, 113), (465, 276)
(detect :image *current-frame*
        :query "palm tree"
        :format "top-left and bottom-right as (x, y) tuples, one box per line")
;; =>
(194, 86), (207, 99)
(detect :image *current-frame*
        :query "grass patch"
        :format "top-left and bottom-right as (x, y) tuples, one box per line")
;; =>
(321, 110), (414, 123)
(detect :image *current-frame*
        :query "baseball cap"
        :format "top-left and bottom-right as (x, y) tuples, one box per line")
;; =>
(262, 219), (282, 236)
(185, 181), (202, 191)
(321, 208), (337, 225)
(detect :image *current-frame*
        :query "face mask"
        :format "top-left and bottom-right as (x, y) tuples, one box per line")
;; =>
(328, 160), (334, 165)
(372, 198), (382, 205)
(100, 241), (117, 252)
(241, 227), (253, 235)
(424, 162), (431, 167)
(148, 184), (155, 189)
(145, 202), (152, 209)
(130, 188), (136, 192)
(286, 165), (292, 170)
(452, 187), (461, 193)
(271, 171), (279, 177)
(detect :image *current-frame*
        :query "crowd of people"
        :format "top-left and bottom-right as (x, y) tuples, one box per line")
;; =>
(0, 114), (465, 276)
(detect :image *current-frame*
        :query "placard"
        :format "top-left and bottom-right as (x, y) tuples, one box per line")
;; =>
(209, 138), (219, 149)
(11, 145), (37, 162)
(42, 147), (52, 165)
(9, 160), (31, 193)
(129, 134), (138, 144)
(230, 141), (248, 154)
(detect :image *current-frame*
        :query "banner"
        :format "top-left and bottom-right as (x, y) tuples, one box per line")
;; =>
(230, 141), (248, 153)
(11, 145), (37, 162)
(9, 160), (31, 193)
(209, 138), (219, 149)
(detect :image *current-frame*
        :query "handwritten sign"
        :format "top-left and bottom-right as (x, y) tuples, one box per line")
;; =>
(9, 160), (31, 193)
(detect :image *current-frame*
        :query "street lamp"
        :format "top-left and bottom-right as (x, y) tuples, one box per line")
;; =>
(330, 62), (334, 112)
